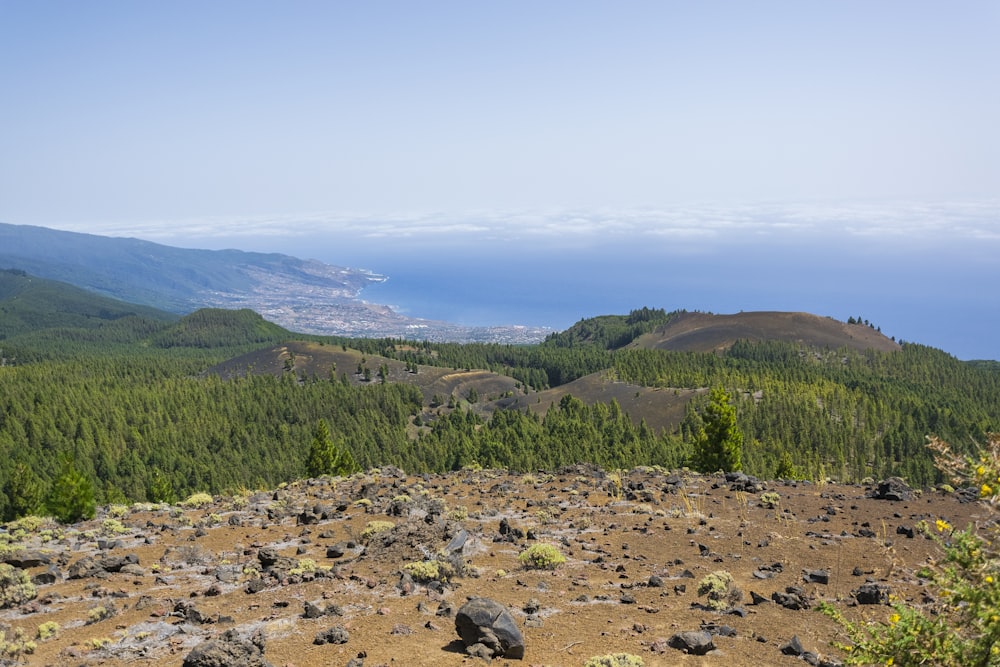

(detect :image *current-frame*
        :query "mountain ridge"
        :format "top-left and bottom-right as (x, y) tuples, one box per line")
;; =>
(0, 223), (550, 342)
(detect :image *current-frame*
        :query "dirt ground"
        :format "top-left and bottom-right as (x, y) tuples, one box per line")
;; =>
(0, 467), (985, 666)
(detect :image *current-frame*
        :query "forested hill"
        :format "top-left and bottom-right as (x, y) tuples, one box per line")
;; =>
(0, 298), (998, 524)
(0, 268), (176, 343)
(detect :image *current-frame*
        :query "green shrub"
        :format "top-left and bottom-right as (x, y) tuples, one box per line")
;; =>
(87, 604), (114, 624)
(360, 520), (395, 542)
(820, 434), (1000, 666)
(36, 621), (60, 640)
(403, 559), (455, 583)
(759, 491), (781, 509)
(0, 563), (37, 609)
(179, 492), (213, 508)
(697, 570), (742, 610)
(0, 627), (36, 661)
(517, 543), (566, 570)
(101, 518), (129, 535)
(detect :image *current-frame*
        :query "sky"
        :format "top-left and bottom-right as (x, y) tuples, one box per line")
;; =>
(1, 2), (999, 358)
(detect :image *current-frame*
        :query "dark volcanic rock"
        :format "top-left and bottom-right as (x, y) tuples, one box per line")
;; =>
(853, 582), (891, 605)
(803, 569), (830, 585)
(1, 550), (52, 568)
(772, 587), (812, 610)
(67, 554), (139, 579)
(182, 629), (273, 667)
(667, 630), (716, 655)
(454, 597), (525, 659)
(868, 477), (914, 501)
(726, 471), (765, 493)
(781, 634), (806, 656)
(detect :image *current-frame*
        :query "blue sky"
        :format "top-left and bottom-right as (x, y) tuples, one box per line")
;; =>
(1, 2), (999, 358)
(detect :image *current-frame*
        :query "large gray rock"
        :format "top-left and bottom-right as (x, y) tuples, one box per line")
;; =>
(182, 629), (273, 667)
(667, 630), (716, 655)
(454, 598), (525, 659)
(67, 554), (139, 579)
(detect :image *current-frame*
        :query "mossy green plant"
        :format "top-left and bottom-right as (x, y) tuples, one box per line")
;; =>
(518, 543), (567, 570)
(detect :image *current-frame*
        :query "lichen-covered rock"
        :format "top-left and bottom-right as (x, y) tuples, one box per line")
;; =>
(313, 625), (350, 645)
(455, 597), (525, 659)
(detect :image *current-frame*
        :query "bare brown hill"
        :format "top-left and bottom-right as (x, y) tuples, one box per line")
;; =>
(208, 343), (696, 434)
(208, 341), (521, 410)
(504, 372), (703, 434)
(631, 311), (900, 354)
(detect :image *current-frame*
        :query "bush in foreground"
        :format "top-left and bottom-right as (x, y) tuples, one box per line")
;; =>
(820, 434), (1000, 666)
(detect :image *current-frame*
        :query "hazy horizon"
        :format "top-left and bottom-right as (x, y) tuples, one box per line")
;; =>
(2, 3), (997, 359)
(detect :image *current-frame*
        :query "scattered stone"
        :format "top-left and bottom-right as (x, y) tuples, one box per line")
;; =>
(182, 629), (273, 667)
(803, 569), (830, 585)
(781, 635), (806, 656)
(326, 543), (348, 559)
(32, 566), (62, 586)
(772, 587), (812, 611)
(313, 625), (350, 645)
(727, 471), (765, 493)
(245, 578), (267, 595)
(854, 583), (891, 605)
(67, 554), (139, 579)
(868, 477), (914, 502)
(3, 551), (52, 568)
(454, 597), (525, 659)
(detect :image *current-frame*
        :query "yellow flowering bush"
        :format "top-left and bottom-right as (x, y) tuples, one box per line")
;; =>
(820, 434), (1000, 666)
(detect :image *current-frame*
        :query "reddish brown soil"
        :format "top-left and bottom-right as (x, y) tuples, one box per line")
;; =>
(1, 468), (982, 666)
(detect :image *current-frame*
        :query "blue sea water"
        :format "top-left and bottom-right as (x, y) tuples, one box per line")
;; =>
(261, 230), (997, 361)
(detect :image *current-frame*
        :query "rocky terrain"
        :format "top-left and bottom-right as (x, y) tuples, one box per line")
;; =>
(0, 467), (982, 666)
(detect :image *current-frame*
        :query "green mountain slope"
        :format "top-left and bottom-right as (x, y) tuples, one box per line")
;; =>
(0, 268), (176, 340)
(0, 222), (383, 314)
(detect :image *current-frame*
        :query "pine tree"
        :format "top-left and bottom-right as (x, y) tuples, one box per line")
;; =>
(306, 420), (360, 478)
(691, 386), (744, 472)
(46, 457), (96, 524)
(306, 419), (336, 478)
(2, 463), (46, 521)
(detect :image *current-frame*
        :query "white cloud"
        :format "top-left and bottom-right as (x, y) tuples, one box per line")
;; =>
(43, 200), (1000, 251)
